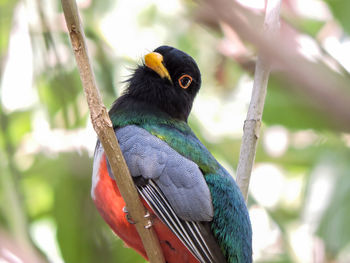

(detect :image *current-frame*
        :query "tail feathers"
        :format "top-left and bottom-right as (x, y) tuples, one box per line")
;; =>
(138, 180), (226, 263)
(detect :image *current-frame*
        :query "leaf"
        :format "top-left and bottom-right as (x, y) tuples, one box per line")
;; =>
(325, 0), (350, 35)
(21, 176), (53, 219)
(37, 70), (82, 128)
(317, 157), (350, 259)
(7, 110), (32, 145)
(263, 76), (340, 131)
(0, 0), (18, 57)
(294, 19), (324, 37)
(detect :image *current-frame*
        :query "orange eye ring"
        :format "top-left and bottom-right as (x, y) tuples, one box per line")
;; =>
(178, 74), (192, 89)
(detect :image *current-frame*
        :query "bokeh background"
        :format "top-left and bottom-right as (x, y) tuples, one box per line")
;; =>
(1, 0), (350, 262)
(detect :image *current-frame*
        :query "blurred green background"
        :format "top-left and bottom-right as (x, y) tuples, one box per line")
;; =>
(1, 0), (350, 262)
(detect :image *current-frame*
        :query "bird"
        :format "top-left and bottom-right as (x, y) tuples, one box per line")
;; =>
(91, 45), (252, 263)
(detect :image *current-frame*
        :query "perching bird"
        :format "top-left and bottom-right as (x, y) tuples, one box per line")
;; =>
(91, 46), (252, 263)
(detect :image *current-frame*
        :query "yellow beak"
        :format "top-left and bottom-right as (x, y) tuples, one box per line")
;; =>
(144, 52), (172, 83)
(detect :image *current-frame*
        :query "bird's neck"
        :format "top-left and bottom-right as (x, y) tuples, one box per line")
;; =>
(109, 95), (189, 130)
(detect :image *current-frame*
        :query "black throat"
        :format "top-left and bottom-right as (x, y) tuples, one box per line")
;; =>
(109, 94), (174, 121)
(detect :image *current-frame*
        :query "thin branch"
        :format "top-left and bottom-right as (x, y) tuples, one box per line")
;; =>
(236, 0), (282, 201)
(60, 1), (165, 262)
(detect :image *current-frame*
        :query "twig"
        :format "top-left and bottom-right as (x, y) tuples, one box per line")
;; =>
(236, 0), (282, 201)
(60, 1), (165, 262)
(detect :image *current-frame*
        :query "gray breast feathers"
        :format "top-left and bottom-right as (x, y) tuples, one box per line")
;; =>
(111, 125), (213, 222)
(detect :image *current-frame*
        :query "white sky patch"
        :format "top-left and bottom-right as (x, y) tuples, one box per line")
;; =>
(289, 224), (315, 263)
(250, 206), (281, 260)
(99, 0), (181, 58)
(236, 0), (265, 10)
(303, 163), (336, 231)
(281, 176), (304, 209)
(193, 75), (252, 140)
(263, 125), (289, 157)
(323, 36), (350, 73)
(0, 2), (37, 112)
(251, 162), (304, 210)
(293, 0), (332, 20)
(250, 163), (285, 208)
(296, 35), (322, 62)
(18, 110), (96, 157)
(1, 3), (37, 112)
(30, 219), (64, 263)
(192, 95), (246, 139)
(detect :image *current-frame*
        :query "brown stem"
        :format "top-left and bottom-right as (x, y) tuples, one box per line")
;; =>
(60, 1), (165, 262)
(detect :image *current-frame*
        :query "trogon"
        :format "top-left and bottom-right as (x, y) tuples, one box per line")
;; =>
(91, 46), (252, 263)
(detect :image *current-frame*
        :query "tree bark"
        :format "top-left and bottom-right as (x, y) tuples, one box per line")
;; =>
(60, 1), (165, 262)
(236, 0), (282, 201)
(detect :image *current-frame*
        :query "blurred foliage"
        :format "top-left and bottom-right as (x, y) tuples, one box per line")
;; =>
(0, 0), (17, 59)
(264, 76), (334, 131)
(1, 0), (350, 263)
(325, 0), (350, 34)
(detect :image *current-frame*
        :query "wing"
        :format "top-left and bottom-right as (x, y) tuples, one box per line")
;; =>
(115, 125), (213, 222)
(105, 125), (226, 263)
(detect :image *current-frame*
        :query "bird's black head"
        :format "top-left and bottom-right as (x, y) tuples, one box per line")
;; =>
(112, 46), (201, 122)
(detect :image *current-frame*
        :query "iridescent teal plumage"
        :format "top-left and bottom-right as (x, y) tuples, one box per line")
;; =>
(110, 110), (252, 263)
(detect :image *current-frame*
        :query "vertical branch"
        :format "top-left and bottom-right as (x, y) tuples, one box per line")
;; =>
(60, 1), (165, 262)
(236, 0), (282, 201)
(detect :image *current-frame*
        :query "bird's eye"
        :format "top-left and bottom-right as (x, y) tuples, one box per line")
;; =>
(178, 74), (192, 89)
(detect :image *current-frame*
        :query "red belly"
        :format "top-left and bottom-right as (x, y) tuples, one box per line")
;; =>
(93, 154), (199, 263)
